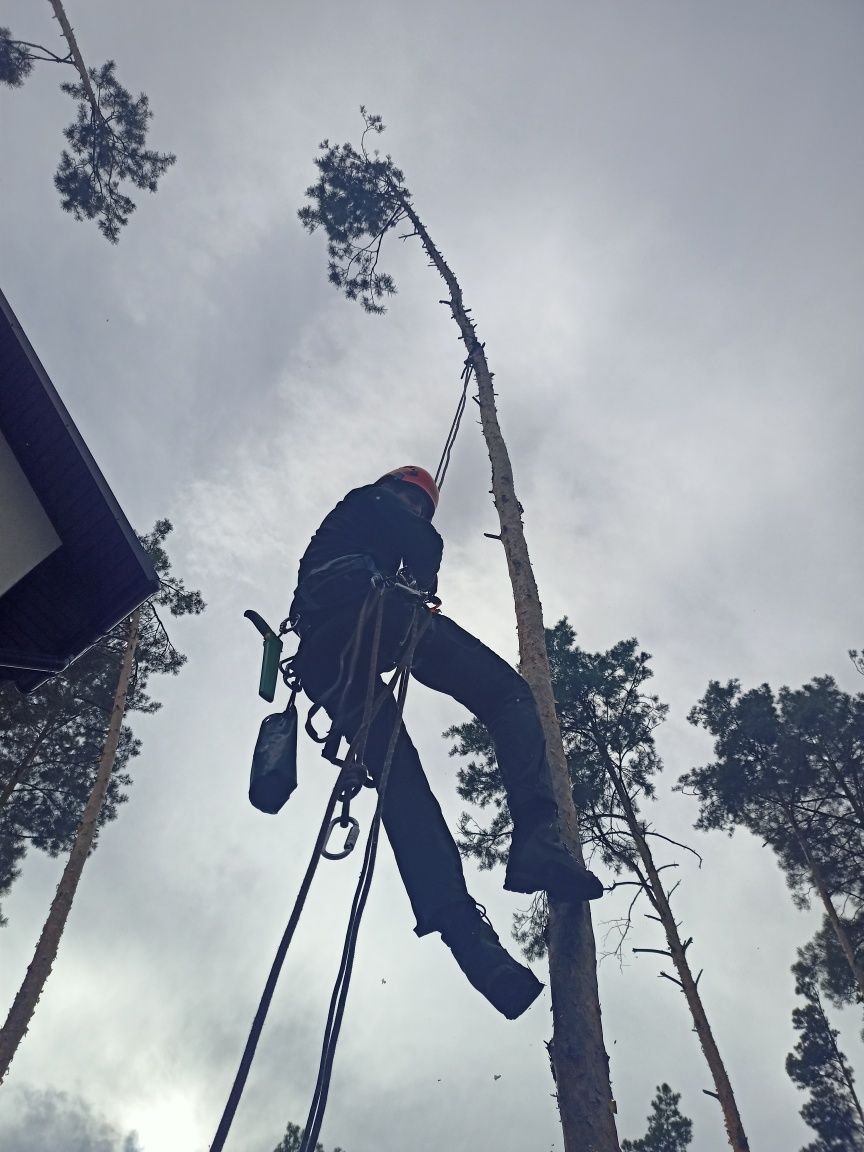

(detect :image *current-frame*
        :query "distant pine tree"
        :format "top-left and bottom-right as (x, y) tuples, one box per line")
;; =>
(682, 672), (864, 1002)
(0, 520), (203, 1081)
(0, 520), (204, 921)
(0, 1), (174, 240)
(272, 1121), (344, 1152)
(786, 952), (864, 1151)
(621, 1084), (693, 1152)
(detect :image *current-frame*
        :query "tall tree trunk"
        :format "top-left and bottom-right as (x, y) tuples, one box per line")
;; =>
(790, 819), (864, 1003)
(598, 745), (750, 1152)
(0, 609), (140, 1083)
(402, 200), (619, 1152)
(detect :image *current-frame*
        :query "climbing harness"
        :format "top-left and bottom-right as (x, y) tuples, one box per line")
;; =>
(211, 581), (432, 1152)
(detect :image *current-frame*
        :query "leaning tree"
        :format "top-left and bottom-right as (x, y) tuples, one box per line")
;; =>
(0, 0), (174, 240)
(0, 520), (204, 1080)
(299, 109), (619, 1151)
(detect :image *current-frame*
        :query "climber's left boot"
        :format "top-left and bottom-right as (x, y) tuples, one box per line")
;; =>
(505, 817), (604, 902)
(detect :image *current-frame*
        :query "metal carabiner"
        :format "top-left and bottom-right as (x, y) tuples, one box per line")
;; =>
(322, 815), (360, 861)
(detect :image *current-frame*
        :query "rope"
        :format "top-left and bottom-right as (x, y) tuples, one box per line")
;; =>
(298, 608), (429, 1152)
(433, 357), (473, 492)
(210, 592), (427, 1152)
(208, 780), (341, 1152)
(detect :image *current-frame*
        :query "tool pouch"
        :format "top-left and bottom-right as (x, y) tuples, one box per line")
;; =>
(249, 692), (299, 814)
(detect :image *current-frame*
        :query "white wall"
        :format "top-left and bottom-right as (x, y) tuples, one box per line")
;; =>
(0, 430), (61, 597)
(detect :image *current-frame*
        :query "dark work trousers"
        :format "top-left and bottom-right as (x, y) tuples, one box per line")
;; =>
(293, 595), (556, 936)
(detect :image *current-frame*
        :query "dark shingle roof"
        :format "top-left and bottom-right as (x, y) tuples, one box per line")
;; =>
(0, 287), (159, 691)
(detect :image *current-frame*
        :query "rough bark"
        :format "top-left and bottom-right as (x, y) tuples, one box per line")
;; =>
(0, 609), (140, 1082)
(402, 200), (619, 1151)
(599, 747), (750, 1152)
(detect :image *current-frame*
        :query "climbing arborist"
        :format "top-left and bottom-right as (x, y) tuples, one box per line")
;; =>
(290, 465), (603, 1020)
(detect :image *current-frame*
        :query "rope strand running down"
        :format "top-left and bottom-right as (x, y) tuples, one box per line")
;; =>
(434, 358), (472, 492)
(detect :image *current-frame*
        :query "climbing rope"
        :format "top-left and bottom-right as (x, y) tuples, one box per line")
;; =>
(298, 608), (429, 1152)
(433, 356), (473, 492)
(210, 589), (429, 1152)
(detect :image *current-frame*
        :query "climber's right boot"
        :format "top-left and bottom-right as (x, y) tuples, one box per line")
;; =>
(438, 901), (543, 1020)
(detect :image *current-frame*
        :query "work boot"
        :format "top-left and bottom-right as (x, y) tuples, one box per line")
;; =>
(438, 902), (543, 1020)
(505, 819), (604, 902)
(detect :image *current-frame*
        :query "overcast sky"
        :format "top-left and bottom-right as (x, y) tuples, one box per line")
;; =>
(2, 1), (863, 1150)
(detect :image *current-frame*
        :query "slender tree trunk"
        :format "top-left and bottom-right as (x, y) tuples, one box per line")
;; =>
(46, 0), (98, 107)
(599, 748), (750, 1152)
(789, 816), (864, 1003)
(0, 609), (140, 1083)
(402, 200), (619, 1152)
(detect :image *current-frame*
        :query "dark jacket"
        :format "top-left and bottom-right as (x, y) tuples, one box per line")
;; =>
(290, 484), (443, 624)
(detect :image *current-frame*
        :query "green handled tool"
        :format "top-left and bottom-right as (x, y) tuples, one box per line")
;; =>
(244, 610), (284, 703)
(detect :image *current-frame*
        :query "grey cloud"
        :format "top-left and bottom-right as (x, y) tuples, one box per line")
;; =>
(0, 1087), (142, 1152)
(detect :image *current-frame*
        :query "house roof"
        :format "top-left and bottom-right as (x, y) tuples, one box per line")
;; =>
(0, 287), (159, 691)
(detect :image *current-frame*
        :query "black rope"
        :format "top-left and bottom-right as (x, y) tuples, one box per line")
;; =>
(208, 781), (341, 1152)
(433, 357), (473, 492)
(210, 592), (427, 1152)
(298, 608), (429, 1152)
(210, 592), (385, 1152)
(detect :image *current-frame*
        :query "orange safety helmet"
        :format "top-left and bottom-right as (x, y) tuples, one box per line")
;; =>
(378, 465), (440, 518)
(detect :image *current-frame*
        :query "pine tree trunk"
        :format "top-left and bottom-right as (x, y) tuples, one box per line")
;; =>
(789, 817), (864, 1003)
(0, 609), (141, 1082)
(598, 748), (750, 1151)
(402, 201), (619, 1152)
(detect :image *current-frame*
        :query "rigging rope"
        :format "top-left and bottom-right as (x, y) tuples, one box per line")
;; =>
(298, 609), (429, 1152)
(210, 592), (428, 1152)
(433, 357), (473, 492)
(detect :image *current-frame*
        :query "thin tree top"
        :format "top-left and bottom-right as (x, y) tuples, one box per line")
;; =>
(299, 108), (413, 313)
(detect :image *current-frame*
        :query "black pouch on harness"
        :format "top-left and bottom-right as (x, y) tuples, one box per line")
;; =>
(249, 694), (298, 814)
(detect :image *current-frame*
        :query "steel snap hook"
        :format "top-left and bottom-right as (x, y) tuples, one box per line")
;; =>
(322, 815), (360, 860)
